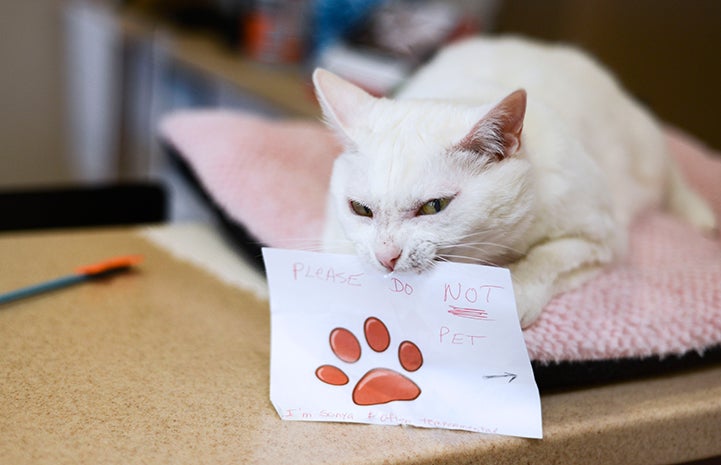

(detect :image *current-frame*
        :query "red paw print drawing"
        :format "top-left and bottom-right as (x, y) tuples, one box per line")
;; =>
(315, 317), (423, 406)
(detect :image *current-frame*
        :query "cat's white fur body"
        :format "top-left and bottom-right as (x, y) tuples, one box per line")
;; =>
(315, 36), (716, 327)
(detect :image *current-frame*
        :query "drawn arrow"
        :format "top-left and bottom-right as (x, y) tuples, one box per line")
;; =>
(483, 372), (517, 383)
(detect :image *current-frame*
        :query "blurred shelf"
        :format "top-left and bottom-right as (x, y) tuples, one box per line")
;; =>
(118, 8), (321, 119)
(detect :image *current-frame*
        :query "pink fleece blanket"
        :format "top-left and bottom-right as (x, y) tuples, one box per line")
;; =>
(160, 110), (721, 364)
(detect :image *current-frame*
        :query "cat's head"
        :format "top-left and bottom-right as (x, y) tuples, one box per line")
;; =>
(314, 69), (534, 273)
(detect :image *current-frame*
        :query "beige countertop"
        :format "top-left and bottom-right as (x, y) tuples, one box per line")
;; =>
(1, 225), (720, 464)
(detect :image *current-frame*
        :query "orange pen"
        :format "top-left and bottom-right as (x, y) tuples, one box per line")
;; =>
(0, 255), (143, 305)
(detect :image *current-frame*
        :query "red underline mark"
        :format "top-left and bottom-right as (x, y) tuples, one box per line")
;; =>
(447, 306), (494, 321)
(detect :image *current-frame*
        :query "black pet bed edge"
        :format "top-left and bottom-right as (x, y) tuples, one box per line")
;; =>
(532, 344), (721, 392)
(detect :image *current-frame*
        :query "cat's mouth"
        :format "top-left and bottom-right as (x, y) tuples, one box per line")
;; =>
(370, 242), (516, 273)
(370, 246), (436, 274)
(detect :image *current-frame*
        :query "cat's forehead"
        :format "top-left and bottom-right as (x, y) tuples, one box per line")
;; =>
(336, 99), (491, 205)
(362, 99), (486, 148)
(339, 142), (466, 208)
(344, 101), (475, 176)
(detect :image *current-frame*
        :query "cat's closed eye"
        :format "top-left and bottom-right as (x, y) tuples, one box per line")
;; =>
(417, 197), (452, 216)
(350, 200), (373, 217)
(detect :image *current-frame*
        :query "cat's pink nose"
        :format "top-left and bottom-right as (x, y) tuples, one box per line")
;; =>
(376, 247), (402, 272)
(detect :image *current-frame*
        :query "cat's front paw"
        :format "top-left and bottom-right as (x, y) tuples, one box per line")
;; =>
(512, 282), (547, 328)
(686, 196), (718, 236)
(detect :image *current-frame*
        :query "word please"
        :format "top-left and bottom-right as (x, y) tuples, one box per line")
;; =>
(292, 262), (363, 286)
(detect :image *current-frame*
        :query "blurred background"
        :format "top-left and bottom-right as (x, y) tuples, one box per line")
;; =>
(1, 0), (719, 225)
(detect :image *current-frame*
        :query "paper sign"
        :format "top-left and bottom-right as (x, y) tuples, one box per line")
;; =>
(262, 248), (542, 439)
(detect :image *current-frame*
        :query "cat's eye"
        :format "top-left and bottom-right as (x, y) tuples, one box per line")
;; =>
(418, 197), (452, 216)
(350, 200), (373, 217)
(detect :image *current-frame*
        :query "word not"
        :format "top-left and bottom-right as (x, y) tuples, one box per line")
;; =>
(443, 283), (504, 305)
(439, 326), (485, 345)
(292, 262), (363, 286)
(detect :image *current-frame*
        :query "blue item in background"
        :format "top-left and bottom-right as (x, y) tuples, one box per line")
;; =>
(311, 0), (385, 58)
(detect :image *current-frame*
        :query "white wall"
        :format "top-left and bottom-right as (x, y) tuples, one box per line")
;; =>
(0, 0), (72, 187)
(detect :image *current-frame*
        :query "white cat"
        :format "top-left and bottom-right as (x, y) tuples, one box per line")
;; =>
(314, 36), (716, 328)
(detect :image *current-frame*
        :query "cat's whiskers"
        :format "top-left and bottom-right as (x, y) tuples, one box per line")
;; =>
(443, 255), (500, 267)
(450, 241), (523, 256)
(435, 253), (501, 267)
(431, 232), (522, 268)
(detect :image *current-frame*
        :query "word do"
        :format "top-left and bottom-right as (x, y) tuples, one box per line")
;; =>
(389, 277), (413, 295)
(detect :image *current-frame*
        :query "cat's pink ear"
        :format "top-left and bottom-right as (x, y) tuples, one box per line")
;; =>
(459, 89), (527, 161)
(313, 69), (375, 140)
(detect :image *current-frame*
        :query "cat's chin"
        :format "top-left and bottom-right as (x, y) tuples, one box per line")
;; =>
(366, 259), (434, 275)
